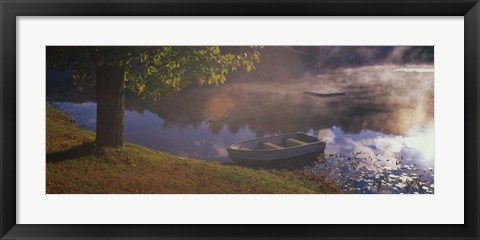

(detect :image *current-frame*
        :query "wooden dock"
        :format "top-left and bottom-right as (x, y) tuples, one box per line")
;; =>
(303, 91), (346, 97)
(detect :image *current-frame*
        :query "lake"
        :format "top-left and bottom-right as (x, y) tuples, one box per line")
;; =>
(50, 65), (435, 194)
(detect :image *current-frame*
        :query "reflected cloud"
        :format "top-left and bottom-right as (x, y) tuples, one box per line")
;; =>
(324, 122), (434, 170)
(310, 122), (434, 194)
(317, 129), (335, 143)
(204, 92), (235, 121)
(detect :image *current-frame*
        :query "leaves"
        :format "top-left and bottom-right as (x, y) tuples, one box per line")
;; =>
(48, 46), (261, 99)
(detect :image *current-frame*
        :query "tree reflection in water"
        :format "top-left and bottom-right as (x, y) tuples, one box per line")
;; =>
(50, 64), (434, 194)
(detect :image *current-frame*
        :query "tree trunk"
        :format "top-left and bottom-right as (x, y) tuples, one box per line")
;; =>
(95, 64), (124, 148)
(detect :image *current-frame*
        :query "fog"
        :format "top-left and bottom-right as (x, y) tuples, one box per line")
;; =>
(48, 46), (435, 193)
(48, 46), (435, 154)
(134, 63), (434, 137)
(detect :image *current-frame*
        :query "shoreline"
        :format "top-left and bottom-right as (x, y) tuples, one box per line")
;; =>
(46, 106), (337, 194)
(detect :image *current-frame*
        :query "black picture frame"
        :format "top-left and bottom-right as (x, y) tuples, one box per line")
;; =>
(1, 0), (479, 239)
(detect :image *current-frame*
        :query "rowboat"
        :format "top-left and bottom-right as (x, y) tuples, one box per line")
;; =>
(227, 132), (326, 164)
(303, 91), (346, 97)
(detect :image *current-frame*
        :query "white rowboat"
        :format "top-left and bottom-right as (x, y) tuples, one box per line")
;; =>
(227, 132), (326, 163)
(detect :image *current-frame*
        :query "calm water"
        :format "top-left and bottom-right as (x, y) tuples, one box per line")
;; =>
(51, 65), (435, 194)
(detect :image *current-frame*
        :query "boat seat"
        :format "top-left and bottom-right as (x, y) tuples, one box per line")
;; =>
(262, 142), (283, 150)
(286, 138), (308, 147)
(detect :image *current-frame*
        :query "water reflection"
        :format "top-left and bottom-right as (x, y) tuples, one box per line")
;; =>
(50, 64), (434, 193)
(307, 123), (434, 193)
(124, 65), (434, 137)
(54, 101), (257, 161)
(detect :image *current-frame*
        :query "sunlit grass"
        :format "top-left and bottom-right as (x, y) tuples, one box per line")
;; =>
(46, 106), (336, 194)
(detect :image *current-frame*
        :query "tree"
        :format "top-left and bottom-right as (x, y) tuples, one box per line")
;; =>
(47, 46), (260, 148)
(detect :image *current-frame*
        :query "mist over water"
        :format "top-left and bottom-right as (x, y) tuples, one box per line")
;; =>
(49, 46), (434, 193)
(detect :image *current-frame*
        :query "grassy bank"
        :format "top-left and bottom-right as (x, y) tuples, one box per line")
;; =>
(46, 106), (336, 194)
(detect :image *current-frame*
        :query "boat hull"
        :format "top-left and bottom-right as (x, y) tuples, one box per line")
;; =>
(230, 150), (325, 170)
(227, 132), (326, 163)
(228, 142), (325, 161)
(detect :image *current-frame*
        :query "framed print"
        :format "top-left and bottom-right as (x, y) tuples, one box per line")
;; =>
(1, 0), (479, 239)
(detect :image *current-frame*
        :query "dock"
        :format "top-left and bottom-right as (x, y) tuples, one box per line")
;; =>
(303, 91), (346, 97)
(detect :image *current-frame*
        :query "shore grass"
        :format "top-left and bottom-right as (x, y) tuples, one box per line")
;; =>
(46, 106), (336, 194)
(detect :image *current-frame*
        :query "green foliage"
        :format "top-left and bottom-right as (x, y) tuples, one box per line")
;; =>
(47, 46), (261, 98)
